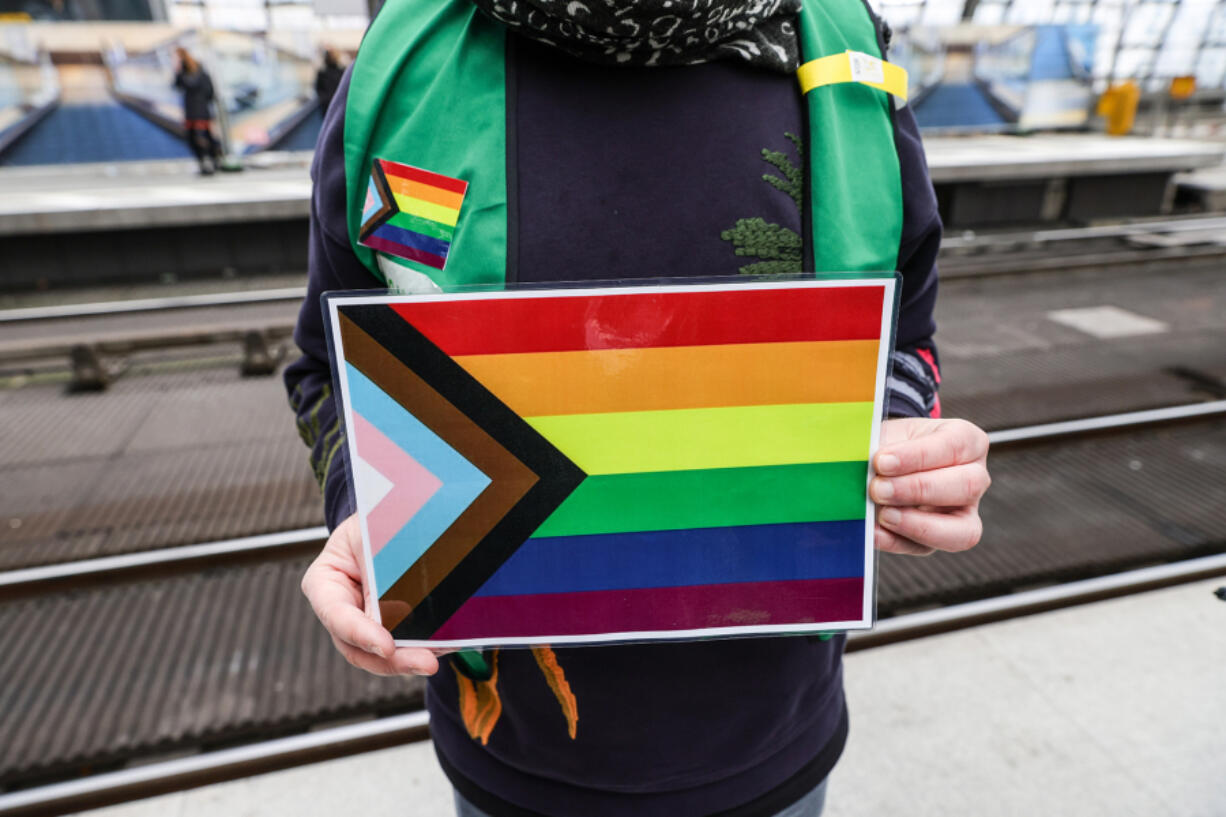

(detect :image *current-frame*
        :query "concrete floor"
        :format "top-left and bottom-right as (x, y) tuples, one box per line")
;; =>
(77, 578), (1226, 817)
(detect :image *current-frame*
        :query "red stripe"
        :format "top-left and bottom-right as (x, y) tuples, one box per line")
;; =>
(392, 287), (885, 356)
(377, 159), (468, 195)
(915, 347), (940, 383)
(430, 578), (864, 640)
(364, 235), (447, 271)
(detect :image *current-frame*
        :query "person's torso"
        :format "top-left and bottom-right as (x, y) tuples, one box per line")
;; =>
(336, 1), (900, 811)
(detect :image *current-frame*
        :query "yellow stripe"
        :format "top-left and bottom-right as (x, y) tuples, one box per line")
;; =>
(797, 51), (909, 101)
(524, 403), (874, 476)
(391, 192), (461, 228)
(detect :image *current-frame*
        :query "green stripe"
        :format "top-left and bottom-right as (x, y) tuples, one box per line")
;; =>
(533, 462), (868, 539)
(386, 210), (455, 242)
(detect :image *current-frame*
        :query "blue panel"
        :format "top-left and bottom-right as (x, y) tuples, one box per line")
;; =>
(913, 83), (1007, 130)
(473, 520), (866, 596)
(1030, 27), (1074, 81)
(347, 364), (491, 594)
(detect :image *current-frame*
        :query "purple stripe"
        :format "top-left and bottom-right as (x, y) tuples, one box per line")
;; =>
(431, 578), (864, 640)
(364, 234), (448, 271)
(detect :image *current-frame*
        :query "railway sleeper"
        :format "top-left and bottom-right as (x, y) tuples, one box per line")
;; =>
(65, 329), (289, 390)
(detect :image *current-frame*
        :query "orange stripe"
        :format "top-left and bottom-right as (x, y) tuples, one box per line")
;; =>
(532, 646), (578, 739)
(453, 340), (879, 416)
(385, 175), (465, 210)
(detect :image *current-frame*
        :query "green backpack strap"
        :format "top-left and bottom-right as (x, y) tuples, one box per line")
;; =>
(344, 0), (509, 291)
(345, 0), (904, 289)
(798, 0), (904, 274)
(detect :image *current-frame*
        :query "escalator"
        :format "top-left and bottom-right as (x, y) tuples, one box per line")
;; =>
(270, 106), (323, 152)
(0, 102), (191, 166)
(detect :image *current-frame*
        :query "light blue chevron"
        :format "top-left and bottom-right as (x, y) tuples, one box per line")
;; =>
(362, 176), (382, 224)
(346, 364), (491, 595)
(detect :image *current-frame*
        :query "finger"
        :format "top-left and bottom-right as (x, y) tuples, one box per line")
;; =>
(877, 505), (983, 553)
(314, 597), (395, 659)
(331, 635), (401, 676)
(871, 463), (991, 507)
(876, 419), (989, 476)
(391, 648), (440, 676)
(874, 526), (937, 557)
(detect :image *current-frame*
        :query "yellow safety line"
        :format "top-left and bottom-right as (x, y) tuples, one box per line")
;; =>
(797, 51), (910, 101)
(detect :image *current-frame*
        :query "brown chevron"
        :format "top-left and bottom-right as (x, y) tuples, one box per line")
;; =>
(339, 314), (540, 629)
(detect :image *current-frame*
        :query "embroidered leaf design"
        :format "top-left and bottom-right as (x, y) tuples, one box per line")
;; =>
(761, 131), (804, 209)
(720, 132), (805, 276)
(720, 218), (802, 262)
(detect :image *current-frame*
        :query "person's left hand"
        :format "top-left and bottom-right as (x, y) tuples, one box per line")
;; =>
(870, 417), (991, 557)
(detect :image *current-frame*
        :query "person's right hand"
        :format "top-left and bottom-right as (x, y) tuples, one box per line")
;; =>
(302, 514), (441, 677)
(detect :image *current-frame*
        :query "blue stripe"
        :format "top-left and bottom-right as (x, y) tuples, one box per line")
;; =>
(346, 364), (491, 595)
(372, 222), (452, 259)
(473, 521), (865, 597)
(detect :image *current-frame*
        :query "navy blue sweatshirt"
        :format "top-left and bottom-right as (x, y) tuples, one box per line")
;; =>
(286, 31), (942, 817)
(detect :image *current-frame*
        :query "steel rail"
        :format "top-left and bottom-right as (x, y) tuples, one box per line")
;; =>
(0, 712), (431, 817)
(986, 400), (1226, 445)
(0, 402), (1221, 591)
(0, 527), (328, 590)
(939, 243), (1226, 280)
(939, 214), (1226, 252)
(847, 551), (1226, 651)
(4, 553), (1224, 816)
(0, 287), (307, 324)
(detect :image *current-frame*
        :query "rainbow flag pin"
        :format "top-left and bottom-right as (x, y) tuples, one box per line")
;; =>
(327, 279), (896, 647)
(358, 159), (468, 272)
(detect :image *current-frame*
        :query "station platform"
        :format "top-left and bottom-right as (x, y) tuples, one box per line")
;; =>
(924, 133), (1224, 184)
(75, 578), (1226, 817)
(924, 133), (1224, 227)
(0, 155), (313, 288)
(0, 133), (1222, 285)
(0, 156), (311, 236)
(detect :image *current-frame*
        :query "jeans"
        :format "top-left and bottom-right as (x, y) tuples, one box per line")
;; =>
(453, 778), (829, 817)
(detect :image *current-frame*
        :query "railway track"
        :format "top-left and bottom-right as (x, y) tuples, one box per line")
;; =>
(0, 209), (1222, 358)
(0, 230), (1223, 811)
(1, 403), (1223, 815)
(2, 401), (1222, 591)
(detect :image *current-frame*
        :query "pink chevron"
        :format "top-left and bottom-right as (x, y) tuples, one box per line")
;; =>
(352, 411), (442, 555)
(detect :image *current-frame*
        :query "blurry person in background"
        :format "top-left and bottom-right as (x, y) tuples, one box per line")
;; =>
(173, 47), (223, 176)
(315, 49), (344, 116)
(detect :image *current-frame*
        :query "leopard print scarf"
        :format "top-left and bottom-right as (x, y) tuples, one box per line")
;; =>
(470, 0), (802, 73)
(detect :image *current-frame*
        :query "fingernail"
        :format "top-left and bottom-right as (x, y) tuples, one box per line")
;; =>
(874, 480), (894, 501)
(880, 508), (902, 527)
(368, 642), (387, 658)
(878, 454), (900, 474)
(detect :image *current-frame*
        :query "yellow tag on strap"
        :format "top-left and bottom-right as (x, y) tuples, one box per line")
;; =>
(797, 50), (909, 101)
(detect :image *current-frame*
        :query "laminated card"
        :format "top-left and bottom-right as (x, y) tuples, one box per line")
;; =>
(326, 278), (899, 648)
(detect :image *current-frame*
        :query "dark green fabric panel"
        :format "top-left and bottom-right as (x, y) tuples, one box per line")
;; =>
(344, 0), (507, 290)
(799, 0), (904, 273)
